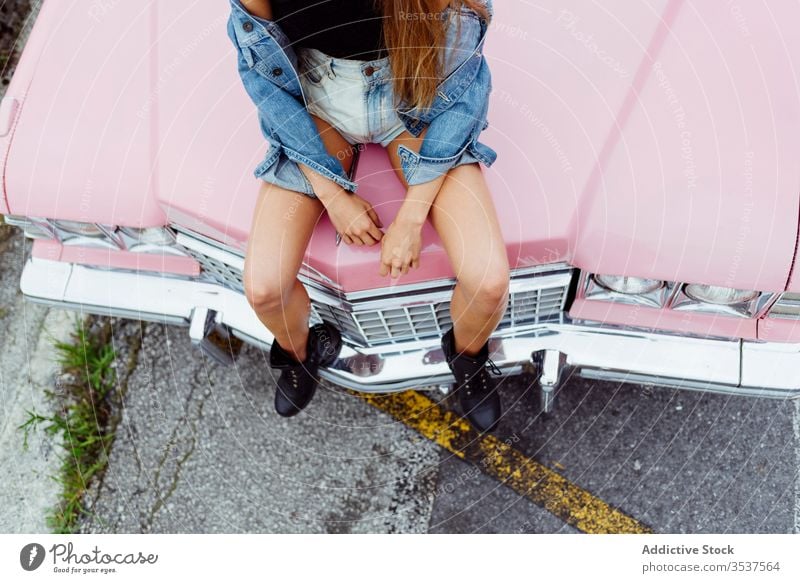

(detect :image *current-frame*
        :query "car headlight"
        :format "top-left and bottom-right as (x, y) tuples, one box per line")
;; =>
(592, 274), (664, 295)
(119, 226), (176, 246)
(4, 216), (186, 256)
(579, 269), (774, 318)
(51, 220), (107, 237)
(683, 284), (759, 305)
(766, 292), (800, 318)
(2, 215), (55, 239)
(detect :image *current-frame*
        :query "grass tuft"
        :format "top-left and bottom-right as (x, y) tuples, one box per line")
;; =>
(19, 314), (118, 533)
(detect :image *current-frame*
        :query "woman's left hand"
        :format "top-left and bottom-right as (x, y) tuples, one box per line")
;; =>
(379, 218), (423, 278)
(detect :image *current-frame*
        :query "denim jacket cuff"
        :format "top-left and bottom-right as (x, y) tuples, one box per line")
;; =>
(398, 146), (459, 186)
(397, 140), (497, 187)
(282, 146), (359, 193)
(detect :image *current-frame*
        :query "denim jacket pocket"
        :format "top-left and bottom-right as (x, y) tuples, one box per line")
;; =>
(296, 50), (325, 86)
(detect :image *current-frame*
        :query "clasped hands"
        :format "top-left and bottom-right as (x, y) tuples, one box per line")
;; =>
(324, 190), (423, 279)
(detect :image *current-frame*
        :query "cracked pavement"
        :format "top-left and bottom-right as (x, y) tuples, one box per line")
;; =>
(79, 319), (442, 534)
(71, 312), (798, 534)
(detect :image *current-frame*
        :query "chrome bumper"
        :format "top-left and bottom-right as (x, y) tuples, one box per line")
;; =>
(19, 257), (800, 402)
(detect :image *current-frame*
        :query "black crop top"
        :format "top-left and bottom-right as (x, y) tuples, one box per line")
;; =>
(270, 0), (387, 61)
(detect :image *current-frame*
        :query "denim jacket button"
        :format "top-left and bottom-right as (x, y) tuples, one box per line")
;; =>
(272, 67), (283, 77)
(242, 21), (253, 32)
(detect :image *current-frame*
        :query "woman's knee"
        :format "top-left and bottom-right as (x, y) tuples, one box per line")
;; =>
(243, 183), (322, 314)
(242, 267), (292, 314)
(460, 267), (511, 310)
(242, 255), (296, 313)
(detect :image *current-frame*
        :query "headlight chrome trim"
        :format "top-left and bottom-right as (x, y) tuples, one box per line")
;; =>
(3, 215), (187, 256)
(578, 269), (778, 319)
(583, 272), (673, 309)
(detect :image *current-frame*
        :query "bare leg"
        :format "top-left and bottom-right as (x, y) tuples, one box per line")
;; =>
(243, 113), (356, 363)
(386, 134), (510, 357)
(243, 182), (323, 363)
(429, 164), (510, 356)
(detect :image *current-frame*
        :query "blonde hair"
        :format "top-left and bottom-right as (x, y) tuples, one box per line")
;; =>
(381, 0), (491, 111)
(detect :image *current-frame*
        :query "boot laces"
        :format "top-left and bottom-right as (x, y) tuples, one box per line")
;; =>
(464, 357), (503, 397)
(287, 367), (300, 388)
(486, 357), (502, 376)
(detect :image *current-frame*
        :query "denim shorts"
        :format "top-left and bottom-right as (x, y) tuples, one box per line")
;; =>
(296, 47), (408, 148)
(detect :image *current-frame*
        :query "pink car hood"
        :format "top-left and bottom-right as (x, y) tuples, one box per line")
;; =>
(5, 0), (800, 293)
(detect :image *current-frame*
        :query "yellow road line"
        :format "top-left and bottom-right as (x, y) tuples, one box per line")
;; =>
(357, 389), (653, 534)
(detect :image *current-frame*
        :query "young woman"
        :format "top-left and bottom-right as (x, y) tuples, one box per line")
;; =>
(226, 0), (510, 433)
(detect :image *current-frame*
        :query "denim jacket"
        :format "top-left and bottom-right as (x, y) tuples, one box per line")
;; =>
(226, 0), (497, 197)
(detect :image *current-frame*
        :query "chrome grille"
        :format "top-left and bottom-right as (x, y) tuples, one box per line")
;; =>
(192, 251), (245, 292)
(311, 286), (569, 347)
(312, 302), (454, 345)
(175, 228), (572, 348)
(505, 286), (566, 324)
(766, 292), (800, 319)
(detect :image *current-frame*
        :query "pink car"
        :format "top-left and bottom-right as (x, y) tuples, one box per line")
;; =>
(3, 1), (800, 411)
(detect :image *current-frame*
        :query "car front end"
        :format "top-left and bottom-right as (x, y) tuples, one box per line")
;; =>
(10, 217), (800, 413)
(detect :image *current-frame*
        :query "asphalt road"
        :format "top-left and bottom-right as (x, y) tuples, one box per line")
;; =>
(1, 0), (798, 534)
(70, 313), (797, 533)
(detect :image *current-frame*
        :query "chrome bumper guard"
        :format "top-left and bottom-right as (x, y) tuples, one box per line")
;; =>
(19, 257), (800, 411)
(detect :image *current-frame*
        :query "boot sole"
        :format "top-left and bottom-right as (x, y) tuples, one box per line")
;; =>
(275, 381), (318, 418)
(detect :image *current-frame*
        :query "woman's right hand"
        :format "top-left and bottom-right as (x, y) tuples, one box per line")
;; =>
(298, 161), (383, 246)
(324, 191), (384, 246)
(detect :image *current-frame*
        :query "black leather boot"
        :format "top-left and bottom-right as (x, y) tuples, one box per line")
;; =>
(440, 325), (503, 433)
(269, 321), (342, 417)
